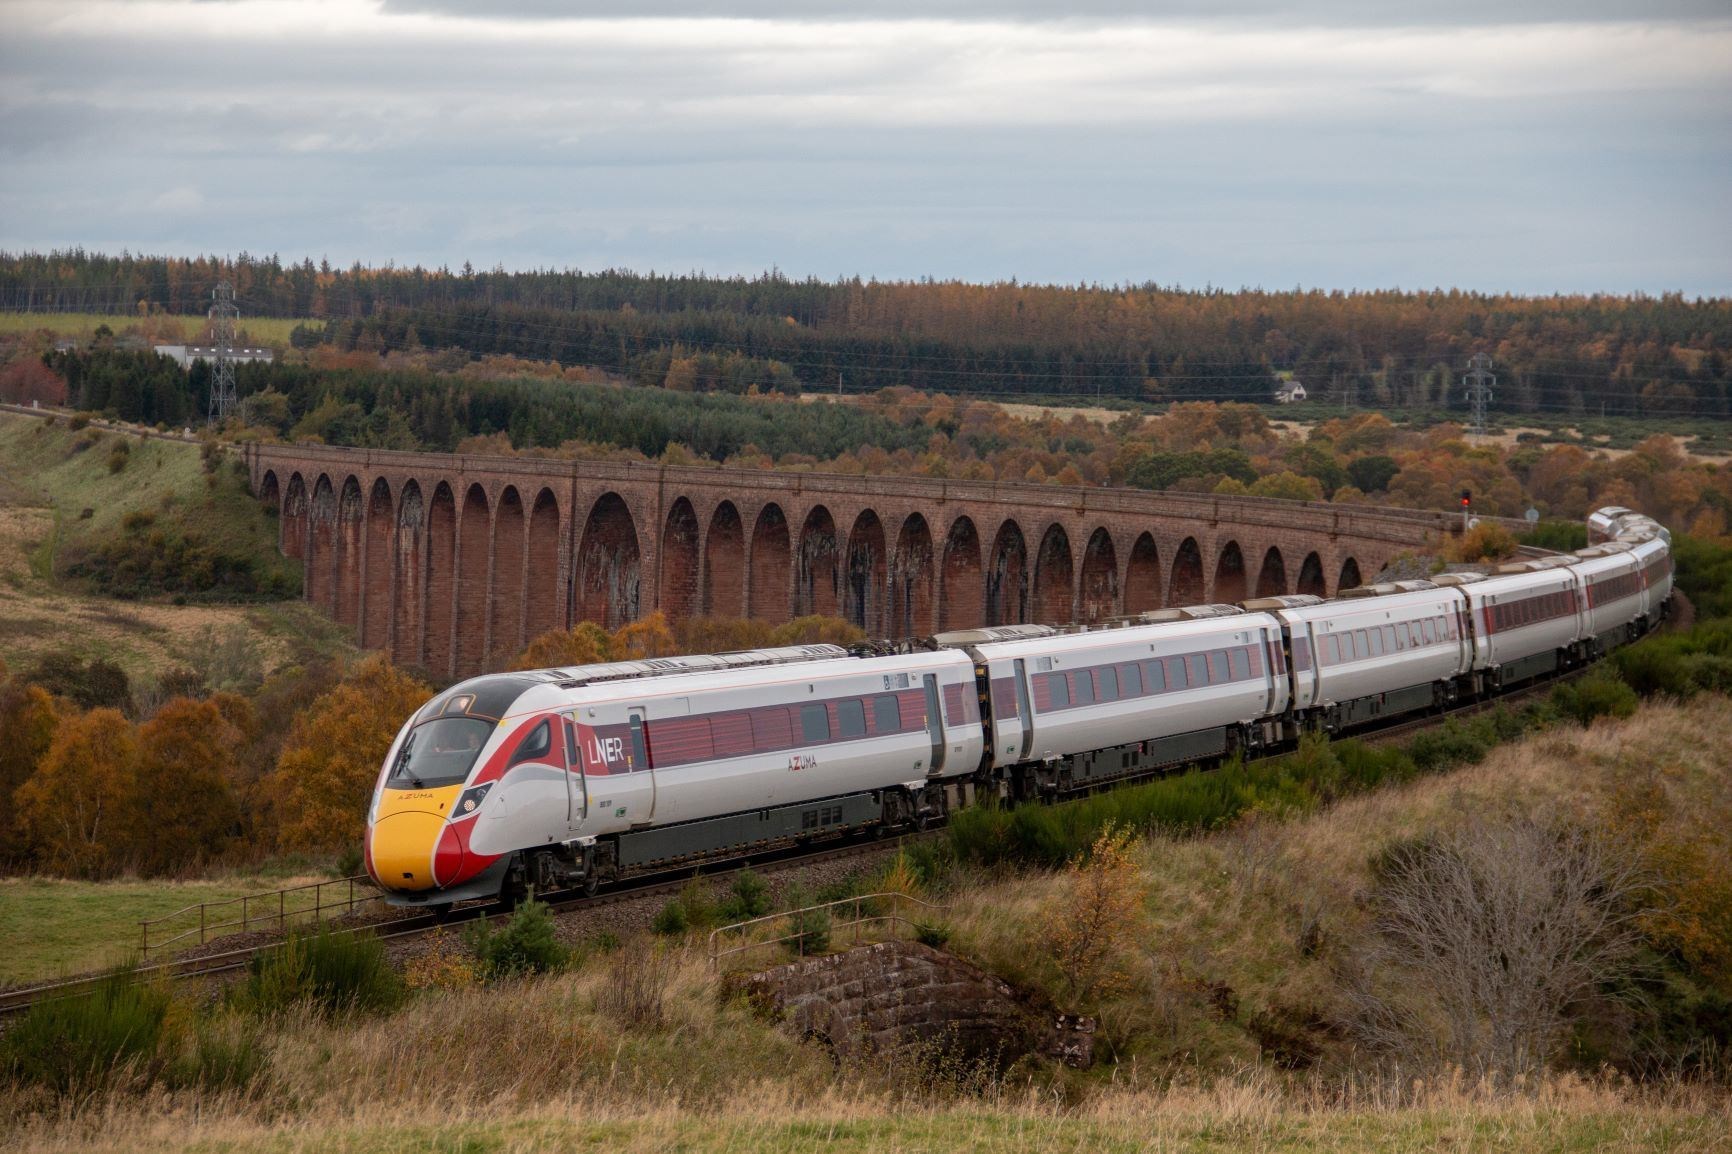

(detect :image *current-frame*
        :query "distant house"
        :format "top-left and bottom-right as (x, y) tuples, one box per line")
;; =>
(154, 344), (276, 370)
(1275, 378), (1307, 404)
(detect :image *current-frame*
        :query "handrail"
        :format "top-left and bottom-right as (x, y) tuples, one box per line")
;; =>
(706, 891), (948, 969)
(138, 874), (382, 958)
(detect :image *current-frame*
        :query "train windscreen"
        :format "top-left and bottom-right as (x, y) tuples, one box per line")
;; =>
(388, 718), (492, 789)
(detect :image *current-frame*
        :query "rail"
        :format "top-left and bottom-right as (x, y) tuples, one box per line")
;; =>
(707, 891), (949, 970)
(138, 874), (382, 958)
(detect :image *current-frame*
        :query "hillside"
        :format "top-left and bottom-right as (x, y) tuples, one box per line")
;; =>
(0, 410), (347, 685)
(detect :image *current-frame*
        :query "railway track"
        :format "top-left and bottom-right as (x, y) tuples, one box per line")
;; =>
(0, 652), (1615, 1020)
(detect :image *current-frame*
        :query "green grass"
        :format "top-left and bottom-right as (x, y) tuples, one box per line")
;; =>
(0, 410), (297, 598)
(0, 312), (315, 345)
(0, 875), (330, 985)
(31, 1107), (1723, 1154)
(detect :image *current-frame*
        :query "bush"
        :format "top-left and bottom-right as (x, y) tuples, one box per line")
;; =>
(598, 940), (673, 1029)
(0, 967), (171, 1096)
(465, 898), (568, 979)
(106, 439), (130, 473)
(915, 921), (952, 949)
(68, 412), (91, 431)
(21, 651), (131, 711)
(164, 1013), (268, 1094)
(1552, 668), (1639, 726)
(652, 899), (689, 936)
(784, 892), (831, 957)
(716, 869), (772, 923)
(236, 927), (403, 1017)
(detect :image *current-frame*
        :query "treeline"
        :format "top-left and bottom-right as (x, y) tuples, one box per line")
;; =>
(7, 250), (1730, 415)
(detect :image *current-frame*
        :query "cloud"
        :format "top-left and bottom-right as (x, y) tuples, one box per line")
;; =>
(0, 0), (1726, 293)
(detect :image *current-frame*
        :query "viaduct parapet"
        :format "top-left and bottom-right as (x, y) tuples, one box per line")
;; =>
(245, 443), (1460, 679)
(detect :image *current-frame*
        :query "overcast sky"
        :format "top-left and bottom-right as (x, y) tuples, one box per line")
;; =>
(1, 0), (1727, 295)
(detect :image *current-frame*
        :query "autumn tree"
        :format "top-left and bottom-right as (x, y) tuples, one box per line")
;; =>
(0, 679), (60, 866)
(269, 657), (432, 853)
(1045, 822), (1145, 1002)
(768, 616), (867, 648)
(511, 621), (613, 671)
(16, 708), (139, 877)
(131, 697), (244, 874)
(611, 611), (679, 660)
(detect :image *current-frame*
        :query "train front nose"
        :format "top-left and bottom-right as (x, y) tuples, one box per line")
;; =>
(367, 787), (462, 892)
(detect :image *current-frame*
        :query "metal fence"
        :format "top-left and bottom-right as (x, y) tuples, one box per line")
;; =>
(139, 875), (381, 958)
(707, 891), (948, 970)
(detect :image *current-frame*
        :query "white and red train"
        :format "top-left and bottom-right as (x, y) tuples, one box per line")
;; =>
(366, 507), (1672, 906)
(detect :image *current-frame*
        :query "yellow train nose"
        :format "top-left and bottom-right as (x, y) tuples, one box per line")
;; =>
(370, 810), (445, 891)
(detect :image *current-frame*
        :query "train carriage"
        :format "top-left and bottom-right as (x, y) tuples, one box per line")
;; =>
(938, 606), (1287, 796)
(1437, 561), (1584, 690)
(1570, 542), (1646, 656)
(1259, 581), (1473, 730)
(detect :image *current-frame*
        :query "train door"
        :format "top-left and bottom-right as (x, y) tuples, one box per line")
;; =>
(922, 674), (946, 775)
(1013, 659), (1034, 763)
(561, 713), (586, 826)
(627, 707), (656, 820)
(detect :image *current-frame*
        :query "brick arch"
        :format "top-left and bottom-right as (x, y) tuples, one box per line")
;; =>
(335, 475), (365, 631)
(938, 515), (983, 632)
(492, 487), (527, 663)
(524, 488), (562, 643)
(393, 481), (425, 666)
(1032, 523), (1074, 625)
(426, 482), (457, 677)
(1213, 540), (1248, 604)
(986, 519), (1028, 626)
(796, 505), (840, 619)
(891, 513), (935, 638)
(844, 509), (888, 634)
(457, 483), (492, 673)
(362, 477), (393, 649)
(308, 474), (336, 610)
(703, 501), (745, 619)
(1338, 556), (1363, 593)
(1296, 551), (1327, 597)
(1124, 532), (1160, 615)
(576, 491), (641, 630)
(258, 469), (280, 511)
(1254, 546), (1287, 597)
(659, 496), (700, 624)
(281, 472), (308, 562)
(750, 504), (791, 624)
(1169, 536), (1205, 606)
(1079, 527), (1118, 623)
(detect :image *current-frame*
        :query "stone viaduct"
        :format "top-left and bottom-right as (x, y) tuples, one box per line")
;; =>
(245, 443), (1464, 679)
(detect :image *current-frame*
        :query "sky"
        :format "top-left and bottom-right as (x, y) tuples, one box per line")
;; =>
(0, 0), (1728, 295)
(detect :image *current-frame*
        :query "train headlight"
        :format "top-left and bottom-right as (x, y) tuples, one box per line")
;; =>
(456, 782), (493, 816)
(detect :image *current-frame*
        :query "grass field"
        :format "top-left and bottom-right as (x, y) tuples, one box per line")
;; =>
(0, 875), (331, 984)
(10, 1099), (1725, 1154)
(0, 412), (353, 683)
(0, 312), (315, 346)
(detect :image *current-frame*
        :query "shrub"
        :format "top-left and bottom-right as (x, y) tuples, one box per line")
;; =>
(106, 439), (130, 473)
(0, 967), (171, 1096)
(236, 927), (403, 1017)
(598, 939), (673, 1029)
(652, 899), (690, 936)
(1449, 522), (1519, 564)
(1552, 668), (1639, 726)
(334, 844), (364, 877)
(68, 412), (91, 431)
(784, 893), (831, 957)
(465, 898), (568, 980)
(164, 1013), (268, 1094)
(914, 922), (952, 949)
(21, 651), (131, 711)
(716, 869), (772, 923)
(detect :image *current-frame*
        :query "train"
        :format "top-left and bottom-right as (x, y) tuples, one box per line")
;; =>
(365, 507), (1672, 907)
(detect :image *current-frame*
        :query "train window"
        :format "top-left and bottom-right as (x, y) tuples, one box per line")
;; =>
(1146, 660), (1166, 693)
(1367, 629), (1383, 657)
(1382, 625), (1397, 652)
(1121, 662), (1142, 697)
(1047, 675), (1070, 709)
(1422, 619), (1436, 643)
(800, 703), (830, 744)
(873, 694), (902, 732)
(837, 698), (866, 739)
(1100, 665), (1119, 702)
(1074, 671), (1096, 706)
(1188, 654), (1208, 686)
(1319, 635), (1336, 666)
(1229, 648), (1249, 681)
(508, 719), (552, 767)
(1167, 657), (1189, 690)
(711, 714), (753, 757)
(751, 708), (792, 751)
